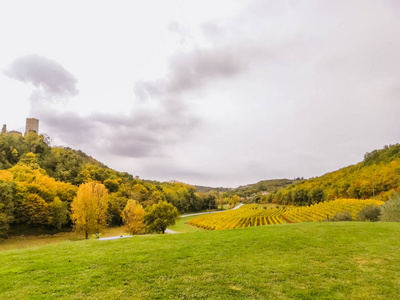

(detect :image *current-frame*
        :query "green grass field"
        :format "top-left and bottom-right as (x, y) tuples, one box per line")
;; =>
(0, 226), (129, 251)
(168, 215), (205, 233)
(1, 222), (399, 299)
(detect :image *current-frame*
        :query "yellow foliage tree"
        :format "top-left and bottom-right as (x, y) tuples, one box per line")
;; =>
(19, 194), (50, 226)
(0, 170), (13, 181)
(228, 195), (241, 207)
(71, 182), (109, 239)
(121, 200), (145, 235)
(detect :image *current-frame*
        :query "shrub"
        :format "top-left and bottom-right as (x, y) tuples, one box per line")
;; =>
(380, 194), (400, 222)
(331, 211), (353, 222)
(356, 205), (381, 222)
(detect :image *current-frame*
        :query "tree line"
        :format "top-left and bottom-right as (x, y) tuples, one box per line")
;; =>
(71, 181), (179, 238)
(0, 132), (241, 238)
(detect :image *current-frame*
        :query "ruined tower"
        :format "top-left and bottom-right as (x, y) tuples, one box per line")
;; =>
(25, 118), (39, 134)
(1, 124), (6, 134)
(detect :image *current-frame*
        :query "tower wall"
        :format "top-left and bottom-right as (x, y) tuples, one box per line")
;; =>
(25, 118), (39, 134)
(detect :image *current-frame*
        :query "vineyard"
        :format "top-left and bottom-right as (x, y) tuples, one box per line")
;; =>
(187, 199), (385, 230)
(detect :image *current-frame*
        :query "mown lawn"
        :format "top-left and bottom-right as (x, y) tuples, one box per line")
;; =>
(1, 222), (399, 299)
(168, 215), (205, 233)
(0, 226), (129, 251)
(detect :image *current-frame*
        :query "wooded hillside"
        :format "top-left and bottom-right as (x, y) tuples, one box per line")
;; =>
(0, 132), (222, 237)
(264, 144), (400, 206)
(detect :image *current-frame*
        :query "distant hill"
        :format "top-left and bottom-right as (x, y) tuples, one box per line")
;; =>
(227, 179), (299, 198)
(194, 179), (298, 201)
(194, 185), (232, 193)
(265, 144), (400, 206)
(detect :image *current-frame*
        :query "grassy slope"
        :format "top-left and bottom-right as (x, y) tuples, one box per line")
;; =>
(1, 222), (400, 299)
(168, 215), (205, 233)
(0, 227), (129, 251)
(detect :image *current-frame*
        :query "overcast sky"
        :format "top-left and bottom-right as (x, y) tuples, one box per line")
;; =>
(1, 0), (400, 187)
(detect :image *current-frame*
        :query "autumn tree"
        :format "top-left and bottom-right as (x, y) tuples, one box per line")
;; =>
(121, 200), (145, 234)
(144, 200), (179, 234)
(71, 182), (109, 239)
(0, 180), (15, 237)
(19, 194), (50, 226)
(48, 197), (69, 230)
(19, 152), (40, 169)
(228, 195), (241, 207)
(107, 194), (129, 226)
(210, 190), (224, 210)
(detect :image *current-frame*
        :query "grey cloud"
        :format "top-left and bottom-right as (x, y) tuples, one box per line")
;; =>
(5, 54), (200, 159)
(36, 110), (98, 145)
(5, 54), (78, 98)
(167, 47), (245, 93)
(134, 46), (246, 101)
(35, 99), (199, 158)
(135, 13), (300, 103)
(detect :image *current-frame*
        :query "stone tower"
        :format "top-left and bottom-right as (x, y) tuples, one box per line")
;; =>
(1, 124), (6, 134)
(25, 118), (39, 134)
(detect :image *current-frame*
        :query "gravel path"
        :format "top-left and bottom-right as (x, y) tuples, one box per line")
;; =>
(98, 235), (133, 241)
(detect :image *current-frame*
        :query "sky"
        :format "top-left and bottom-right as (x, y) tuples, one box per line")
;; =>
(1, 0), (400, 188)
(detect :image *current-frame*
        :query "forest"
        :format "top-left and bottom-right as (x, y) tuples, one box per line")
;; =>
(2, 131), (400, 238)
(0, 132), (239, 237)
(263, 144), (400, 206)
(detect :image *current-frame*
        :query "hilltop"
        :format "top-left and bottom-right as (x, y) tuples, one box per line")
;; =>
(264, 144), (400, 205)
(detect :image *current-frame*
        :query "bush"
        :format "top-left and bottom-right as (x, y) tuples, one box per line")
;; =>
(331, 211), (353, 221)
(356, 205), (381, 222)
(380, 194), (400, 222)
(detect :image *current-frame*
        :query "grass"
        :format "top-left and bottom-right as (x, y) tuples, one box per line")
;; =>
(1, 222), (400, 299)
(0, 226), (128, 251)
(168, 215), (205, 233)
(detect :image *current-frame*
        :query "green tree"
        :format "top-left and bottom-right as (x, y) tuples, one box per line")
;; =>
(48, 197), (69, 230)
(380, 194), (400, 222)
(308, 187), (325, 204)
(107, 194), (129, 226)
(356, 205), (381, 222)
(19, 152), (40, 169)
(104, 179), (120, 193)
(0, 213), (9, 238)
(0, 180), (15, 237)
(144, 200), (179, 234)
